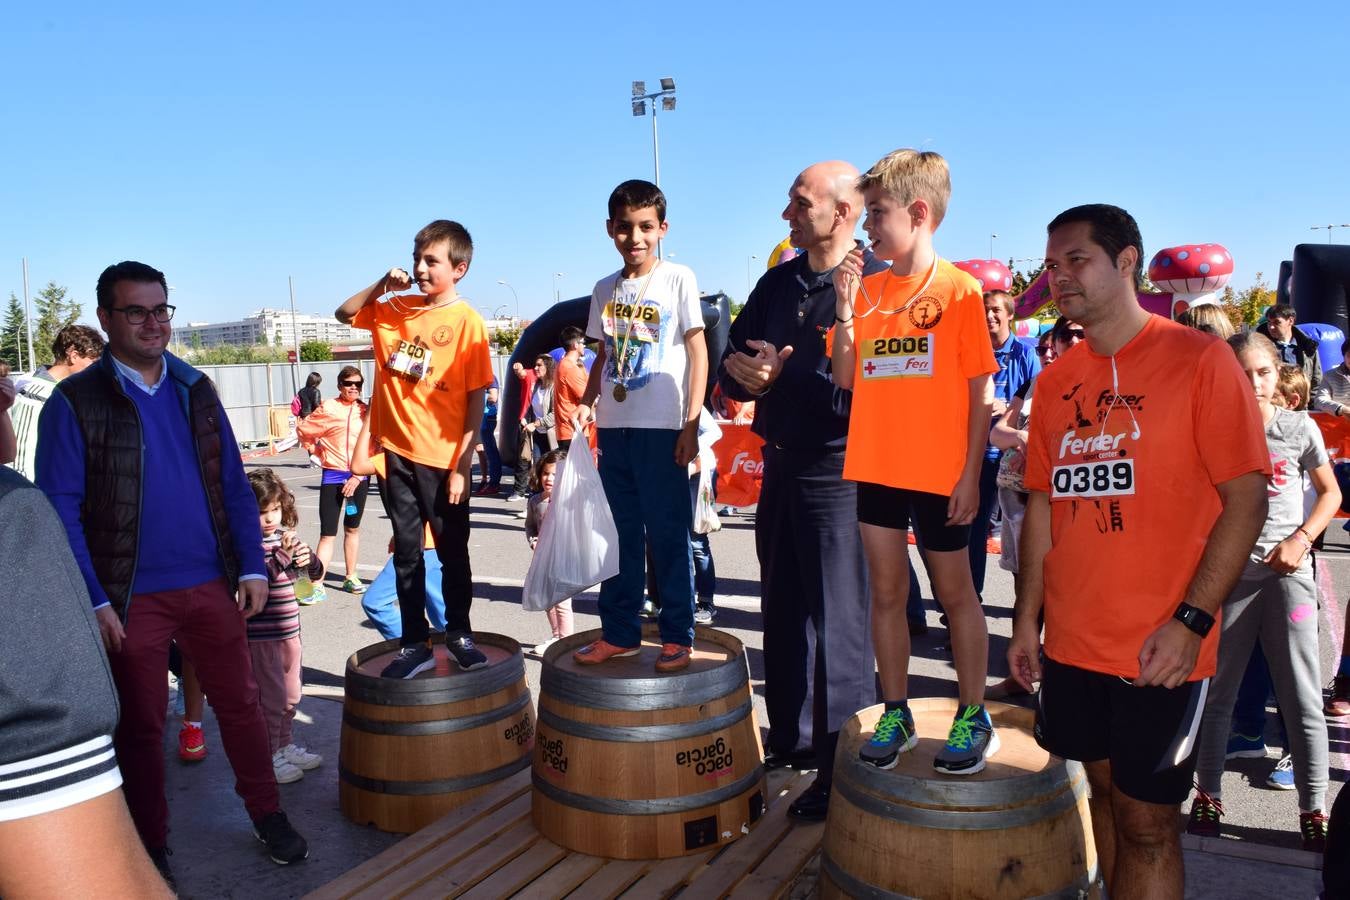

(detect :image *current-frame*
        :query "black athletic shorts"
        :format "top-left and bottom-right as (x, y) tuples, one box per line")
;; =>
(855, 482), (970, 552)
(319, 479), (370, 536)
(1035, 656), (1209, 805)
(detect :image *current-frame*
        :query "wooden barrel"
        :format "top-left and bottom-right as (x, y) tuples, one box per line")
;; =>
(821, 699), (1100, 900)
(339, 633), (534, 834)
(531, 625), (766, 859)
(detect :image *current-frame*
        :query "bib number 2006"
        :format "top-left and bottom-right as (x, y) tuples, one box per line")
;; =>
(1051, 459), (1135, 499)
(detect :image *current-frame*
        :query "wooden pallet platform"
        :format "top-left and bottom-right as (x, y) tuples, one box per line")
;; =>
(306, 767), (823, 900)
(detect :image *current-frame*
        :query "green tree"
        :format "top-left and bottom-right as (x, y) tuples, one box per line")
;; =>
(1, 293), (26, 370)
(493, 326), (521, 354)
(299, 340), (333, 362)
(190, 332), (203, 350)
(31, 282), (80, 366)
(1219, 273), (1274, 329)
(255, 330), (268, 345)
(729, 301), (746, 319)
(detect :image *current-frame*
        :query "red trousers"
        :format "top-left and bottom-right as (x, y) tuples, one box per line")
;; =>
(107, 578), (279, 848)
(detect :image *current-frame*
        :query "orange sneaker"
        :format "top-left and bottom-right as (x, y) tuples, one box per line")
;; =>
(655, 643), (691, 673)
(573, 640), (640, 665)
(178, 722), (207, 763)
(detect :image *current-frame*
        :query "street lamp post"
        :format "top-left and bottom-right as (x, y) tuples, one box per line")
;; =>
(990, 233), (998, 259)
(497, 280), (520, 321)
(632, 77), (676, 260)
(552, 272), (564, 304)
(1310, 224), (1350, 244)
(746, 255), (758, 296)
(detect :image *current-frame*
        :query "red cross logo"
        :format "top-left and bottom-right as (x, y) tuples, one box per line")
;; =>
(864, 361), (877, 375)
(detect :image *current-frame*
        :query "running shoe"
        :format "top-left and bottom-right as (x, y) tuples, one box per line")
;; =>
(445, 634), (488, 671)
(573, 639), (640, 665)
(177, 722), (207, 763)
(296, 585), (327, 607)
(859, 705), (918, 770)
(694, 603), (715, 626)
(1325, 675), (1350, 718)
(272, 751), (304, 784)
(380, 645), (435, 679)
(531, 636), (561, 656)
(1225, 731), (1268, 759)
(253, 811), (308, 865)
(341, 576), (366, 595)
(1266, 752), (1295, 790)
(655, 643), (691, 673)
(1301, 810), (1328, 853)
(933, 705), (999, 775)
(1186, 788), (1223, 838)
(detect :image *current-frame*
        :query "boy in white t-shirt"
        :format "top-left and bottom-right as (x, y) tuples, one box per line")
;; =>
(572, 179), (708, 672)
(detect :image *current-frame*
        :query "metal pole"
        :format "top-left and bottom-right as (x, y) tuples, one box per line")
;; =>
(22, 257), (33, 372)
(651, 104), (663, 259)
(288, 276), (301, 385)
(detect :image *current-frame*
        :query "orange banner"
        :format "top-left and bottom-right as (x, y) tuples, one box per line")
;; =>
(713, 423), (764, 508)
(1312, 413), (1349, 518)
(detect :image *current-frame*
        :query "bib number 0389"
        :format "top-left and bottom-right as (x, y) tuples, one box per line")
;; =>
(1051, 459), (1135, 499)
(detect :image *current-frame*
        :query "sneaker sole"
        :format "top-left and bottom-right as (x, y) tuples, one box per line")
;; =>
(382, 657), (436, 680)
(1225, 748), (1270, 759)
(934, 731), (1001, 776)
(451, 657), (489, 671)
(860, 734), (919, 770)
(574, 648), (641, 665)
(274, 769), (304, 784)
(254, 833), (309, 866)
(178, 751), (207, 763)
(1266, 779), (1296, 791)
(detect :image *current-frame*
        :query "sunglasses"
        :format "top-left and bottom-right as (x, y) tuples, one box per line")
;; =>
(1036, 347), (1055, 357)
(340, 380), (363, 388)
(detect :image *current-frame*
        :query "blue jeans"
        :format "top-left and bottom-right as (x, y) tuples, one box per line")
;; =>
(597, 427), (695, 647)
(361, 550), (447, 641)
(967, 455), (1002, 595)
(691, 472), (715, 603)
(481, 415), (502, 486)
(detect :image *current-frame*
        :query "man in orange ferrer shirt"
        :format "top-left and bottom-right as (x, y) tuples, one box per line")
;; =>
(554, 327), (589, 450)
(337, 220), (494, 678)
(1010, 205), (1269, 900)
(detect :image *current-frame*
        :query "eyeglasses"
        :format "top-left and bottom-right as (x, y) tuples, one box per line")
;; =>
(109, 304), (176, 324)
(340, 380), (363, 388)
(1036, 347), (1055, 358)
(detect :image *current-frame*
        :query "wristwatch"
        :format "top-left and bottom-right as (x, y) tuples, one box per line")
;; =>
(1173, 603), (1215, 638)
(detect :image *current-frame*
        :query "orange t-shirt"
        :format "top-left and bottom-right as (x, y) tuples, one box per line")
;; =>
(352, 296), (493, 469)
(842, 258), (997, 494)
(554, 353), (589, 441)
(1023, 316), (1270, 680)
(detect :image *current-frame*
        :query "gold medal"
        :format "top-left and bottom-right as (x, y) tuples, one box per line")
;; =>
(613, 384), (628, 402)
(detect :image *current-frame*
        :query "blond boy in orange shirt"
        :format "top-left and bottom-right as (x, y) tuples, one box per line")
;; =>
(832, 150), (999, 775)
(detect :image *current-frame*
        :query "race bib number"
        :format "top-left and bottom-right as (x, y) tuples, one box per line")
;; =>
(1051, 459), (1136, 499)
(861, 335), (932, 379)
(386, 339), (432, 380)
(603, 300), (661, 343)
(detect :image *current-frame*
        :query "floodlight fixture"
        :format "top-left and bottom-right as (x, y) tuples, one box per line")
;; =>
(660, 77), (675, 91)
(662, 96), (676, 111)
(632, 80), (646, 97)
(632, 100), (646, 117)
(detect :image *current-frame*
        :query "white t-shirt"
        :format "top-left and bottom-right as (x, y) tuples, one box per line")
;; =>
(586, 261), (704, 430)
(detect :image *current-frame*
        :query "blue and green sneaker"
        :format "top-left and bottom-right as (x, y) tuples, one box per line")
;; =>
(933, 704), (999, 775)
(860, 705), (918, 769)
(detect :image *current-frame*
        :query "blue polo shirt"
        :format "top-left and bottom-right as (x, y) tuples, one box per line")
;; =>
(987, 332), (1040, 461)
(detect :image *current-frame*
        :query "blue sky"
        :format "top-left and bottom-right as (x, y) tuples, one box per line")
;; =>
(2, 3), (1346, 327)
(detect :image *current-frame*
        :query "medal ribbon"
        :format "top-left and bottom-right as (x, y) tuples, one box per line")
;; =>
(612, 260), (662, 388)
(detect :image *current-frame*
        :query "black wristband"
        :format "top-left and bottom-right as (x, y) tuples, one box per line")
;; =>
(835, 314), (852, 324)
(1173, 602), (1215, 638)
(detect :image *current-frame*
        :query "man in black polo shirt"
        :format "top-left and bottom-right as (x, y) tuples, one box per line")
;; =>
(719, 160), (882, 820)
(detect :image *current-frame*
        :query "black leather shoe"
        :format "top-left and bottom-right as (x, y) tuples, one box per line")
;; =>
(763, 749), (817, 771)
(788, 781), (830, 821)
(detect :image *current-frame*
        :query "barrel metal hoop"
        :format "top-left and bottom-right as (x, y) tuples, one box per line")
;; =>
(833, 766), (1088, 831)
(339, 754), (531, 796)
(541, 659), (748, 711)
(342, 691), (530, 737)
(535, 699), (751, 743)
(820, 854), (1099, 900)
(345, 659), (525, 706)
(531, 766), (764, 815)
(838, 751), (1086, 810)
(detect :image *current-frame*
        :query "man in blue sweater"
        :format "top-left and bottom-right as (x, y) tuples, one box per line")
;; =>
(36, 261), (307, 881)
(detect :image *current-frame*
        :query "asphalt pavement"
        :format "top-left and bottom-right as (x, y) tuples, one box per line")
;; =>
(153, 447), (1341, 898)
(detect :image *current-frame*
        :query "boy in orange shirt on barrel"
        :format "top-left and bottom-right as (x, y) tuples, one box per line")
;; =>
(832, 150), (999, 775)
(336, 220), (494, 679)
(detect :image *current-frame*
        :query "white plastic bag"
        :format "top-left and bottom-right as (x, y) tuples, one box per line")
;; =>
(692, 464), (721, 535)
(521, 438), (619, 611)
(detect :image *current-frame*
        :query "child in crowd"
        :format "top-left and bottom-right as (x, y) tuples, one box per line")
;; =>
(1189, 332), (1340, 852)
(691, 406), (722, 624)
(571, 179), (708, 673)
(1277, 364), (1310, 411)
(247, 468), (325, 784)
(831, 149), (999, 775)
(336, 219), (494, 678)
(525, 449), (572, 654)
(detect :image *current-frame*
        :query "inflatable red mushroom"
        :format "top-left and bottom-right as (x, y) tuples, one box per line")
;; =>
(952, 259), (1013, 293)
(1147, 243), (1233, 317)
